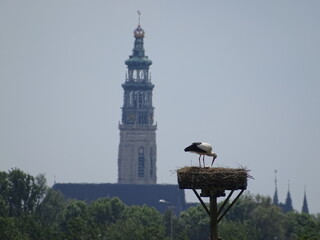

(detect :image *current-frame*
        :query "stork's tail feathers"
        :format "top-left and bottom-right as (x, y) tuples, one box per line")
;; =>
(184, 144), (196, 152)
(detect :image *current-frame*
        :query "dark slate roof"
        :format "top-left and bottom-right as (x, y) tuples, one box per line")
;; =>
(53, 183), (186, 214)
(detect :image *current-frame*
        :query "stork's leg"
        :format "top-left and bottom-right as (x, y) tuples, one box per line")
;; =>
(198, 155), (201, 167)
(203, 155), (205, 167)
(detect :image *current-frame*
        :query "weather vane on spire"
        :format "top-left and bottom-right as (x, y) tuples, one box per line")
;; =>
(134, 11), (144, 38)
(137, 10), (141, 25)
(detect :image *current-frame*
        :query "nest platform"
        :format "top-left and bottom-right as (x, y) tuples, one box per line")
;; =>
(177, 166), (250, 191)
(177, 166), (251, 240)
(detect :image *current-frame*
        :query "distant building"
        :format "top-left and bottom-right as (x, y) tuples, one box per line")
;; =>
(272, 171), (309, 213)
(301, 187), (309, 214)
(282, 187), (294, 213)
(53, 16), (187, 214)
(53, 183), (186, 215)
(273, 179), (293, 213)
(118, 20), (157, 184)
(272, 170), (279, 205)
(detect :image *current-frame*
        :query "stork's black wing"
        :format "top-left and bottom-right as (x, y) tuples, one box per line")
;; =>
(184, 142), (206, 153)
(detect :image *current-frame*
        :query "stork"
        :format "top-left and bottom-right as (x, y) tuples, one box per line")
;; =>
(184, 142), (217, 167)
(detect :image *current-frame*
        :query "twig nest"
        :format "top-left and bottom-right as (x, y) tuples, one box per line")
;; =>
(177, 166), (251, 190)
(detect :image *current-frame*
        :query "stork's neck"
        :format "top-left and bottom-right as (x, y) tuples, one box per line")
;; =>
(207, 152), (217, 157)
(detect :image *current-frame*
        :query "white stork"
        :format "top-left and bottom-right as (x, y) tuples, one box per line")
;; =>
(184, 142), (217, 167)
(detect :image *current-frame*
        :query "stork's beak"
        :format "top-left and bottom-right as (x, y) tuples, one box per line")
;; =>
(211, 155), (217, 166)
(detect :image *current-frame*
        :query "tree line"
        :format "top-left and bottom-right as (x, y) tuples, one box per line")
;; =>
(1, 168), (320, 240)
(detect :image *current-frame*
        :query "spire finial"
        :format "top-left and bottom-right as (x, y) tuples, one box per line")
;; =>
(137, 10), (141, 26)
(274, 169), (278, 187)
(133, 11), (145, 38)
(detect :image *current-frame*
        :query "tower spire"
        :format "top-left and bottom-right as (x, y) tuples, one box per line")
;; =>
(283, 179), (293, 212)
(302, 185), (309, 214)
(137, 10), (141, 26)
(273, 169), (279, 205)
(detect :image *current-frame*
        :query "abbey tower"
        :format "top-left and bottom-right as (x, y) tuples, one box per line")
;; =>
(117, 20), (157, 184)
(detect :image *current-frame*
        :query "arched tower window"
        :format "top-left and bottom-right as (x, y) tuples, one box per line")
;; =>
(150, 147), (153, 177)
(133, 91), (138, 107)
(139, 70), (144, 80)
(138, 91), (143, 107)
(138, 147), (145, 177)
(133, 70), (138, 80)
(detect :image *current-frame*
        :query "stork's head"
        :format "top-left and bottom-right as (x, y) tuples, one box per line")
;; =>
(212, 153), (217, 160)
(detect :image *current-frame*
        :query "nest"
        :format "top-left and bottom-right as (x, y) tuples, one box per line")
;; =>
(177, 166), (251, 191)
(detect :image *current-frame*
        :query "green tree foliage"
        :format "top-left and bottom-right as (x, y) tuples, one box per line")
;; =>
(219, 220), (252, 240)
(107, 205), (166, 240)
(60, 200), (96, 240)
(0, 168), (47, 217)
(0, 169), (48, 240)
(89, 197), (125, 225)
(178, 205), (210, 240)
(0, 217), (22, 240)
(219, 193), (320, 240)
(36, 188), (66, 226)
(87, 197), (126, 238)
(219, 194), (287, 240)
(223, 193), (258, 223)
(1, 169), (320, 240)
(250, 204), (287, 239)
(286, 212), (320, 240)
(163, 209), (185, 240)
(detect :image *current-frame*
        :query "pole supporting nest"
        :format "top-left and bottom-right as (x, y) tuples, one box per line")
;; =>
(192, 188), (210, 216)
(177, 166), (251, 240)
(218, 189), (245, 223)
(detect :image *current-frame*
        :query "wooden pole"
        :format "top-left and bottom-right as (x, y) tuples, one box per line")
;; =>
(218, 189), (245, 223)
(210, 193), (218, 240)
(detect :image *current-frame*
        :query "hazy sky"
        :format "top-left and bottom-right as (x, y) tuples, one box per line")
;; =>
(1, 1), (319, 213)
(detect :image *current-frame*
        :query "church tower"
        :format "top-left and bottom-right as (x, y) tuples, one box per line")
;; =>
(118, 14), (157, 184)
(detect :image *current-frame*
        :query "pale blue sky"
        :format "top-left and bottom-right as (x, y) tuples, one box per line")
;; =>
(1, 1), (319, 213)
